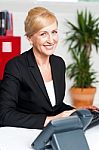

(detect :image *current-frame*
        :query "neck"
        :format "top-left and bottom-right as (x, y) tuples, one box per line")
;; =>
(33, 50), (50, 67)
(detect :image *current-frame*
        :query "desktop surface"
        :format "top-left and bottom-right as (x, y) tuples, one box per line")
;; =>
(0, 125), (99, 150)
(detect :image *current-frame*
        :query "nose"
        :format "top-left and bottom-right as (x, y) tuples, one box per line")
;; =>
(47, 34), (54, 44)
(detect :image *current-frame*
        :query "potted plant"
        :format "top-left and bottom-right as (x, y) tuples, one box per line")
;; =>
(65, 10), (99, 108)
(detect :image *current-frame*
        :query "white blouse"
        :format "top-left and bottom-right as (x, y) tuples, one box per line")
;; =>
(44, 80), (56, 106)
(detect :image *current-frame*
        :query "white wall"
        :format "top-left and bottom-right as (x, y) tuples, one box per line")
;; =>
(0, 1), (99, 106)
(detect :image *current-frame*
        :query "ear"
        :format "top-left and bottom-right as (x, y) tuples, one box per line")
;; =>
(27, 37), (33, 45)
(30, 40), (33, 45)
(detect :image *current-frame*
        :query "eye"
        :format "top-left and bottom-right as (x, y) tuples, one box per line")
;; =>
(52, 30), (58, 35)
(40, 32), (47, 36)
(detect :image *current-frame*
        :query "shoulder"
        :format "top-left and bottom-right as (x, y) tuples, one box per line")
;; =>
(3, 50), (31, 80)
(4, 50), (31, 76)
(5, 50), (30, 67)
(51, 54), (66, 67)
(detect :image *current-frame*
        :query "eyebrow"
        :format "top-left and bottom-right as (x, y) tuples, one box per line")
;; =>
(39, 29), (58, 33)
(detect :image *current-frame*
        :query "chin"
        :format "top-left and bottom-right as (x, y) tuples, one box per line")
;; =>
(48, 49), (55, 54)
(47, 51), (55, 56)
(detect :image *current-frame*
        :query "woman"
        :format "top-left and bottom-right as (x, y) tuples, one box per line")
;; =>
(0, 7), (76, 129)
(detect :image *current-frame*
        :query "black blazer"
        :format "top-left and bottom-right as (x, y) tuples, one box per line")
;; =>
(0, 49), (73, 129)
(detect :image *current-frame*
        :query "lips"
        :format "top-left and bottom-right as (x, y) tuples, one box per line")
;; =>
(44, 44), (55, 50)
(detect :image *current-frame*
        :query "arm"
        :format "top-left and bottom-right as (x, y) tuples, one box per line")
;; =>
(0, 58), (46, 129)
(44, 109), (76, 126)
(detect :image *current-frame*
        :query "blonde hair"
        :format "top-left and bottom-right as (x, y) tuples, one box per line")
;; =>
(24, 7), (58, 37)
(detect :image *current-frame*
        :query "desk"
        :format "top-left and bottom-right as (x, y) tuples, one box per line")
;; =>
(0, 125), (99, 150)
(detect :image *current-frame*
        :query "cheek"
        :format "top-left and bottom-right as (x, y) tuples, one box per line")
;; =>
(37, 38), (46, 45)
(33, 38), (43, 47)
(54, 34), (59, 42)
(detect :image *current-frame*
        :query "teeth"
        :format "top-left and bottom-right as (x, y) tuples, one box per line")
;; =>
(45, 45), (53, 49)
(46, 45), (53, 47)
(45, 45), (52, 47)
(45, 45), (53, 46)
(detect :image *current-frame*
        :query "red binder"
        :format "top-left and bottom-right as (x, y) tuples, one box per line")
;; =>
(0, 36), (21, 80)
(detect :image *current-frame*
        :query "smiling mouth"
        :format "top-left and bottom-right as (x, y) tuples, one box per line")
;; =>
(44, 45), (54, 49)
(44, 44), (54, 46)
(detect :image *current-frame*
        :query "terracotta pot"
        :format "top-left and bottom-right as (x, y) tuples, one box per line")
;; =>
(70, 87), (96, 108)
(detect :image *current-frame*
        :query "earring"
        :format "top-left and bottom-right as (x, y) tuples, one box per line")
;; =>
(30, 41), (33, 45)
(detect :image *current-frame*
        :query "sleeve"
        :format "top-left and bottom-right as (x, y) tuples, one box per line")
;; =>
(0, 58), (46, 129)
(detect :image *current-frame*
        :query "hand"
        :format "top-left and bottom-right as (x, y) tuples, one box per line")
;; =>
(79, 105), (99, 111)
(44, 109), (76, 127)
(54, 109), (76, 118)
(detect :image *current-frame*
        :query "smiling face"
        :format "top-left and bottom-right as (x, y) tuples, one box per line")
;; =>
(30, 22), (58, 57)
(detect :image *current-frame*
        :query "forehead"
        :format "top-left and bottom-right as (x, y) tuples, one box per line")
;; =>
(38, 22), (58, 33)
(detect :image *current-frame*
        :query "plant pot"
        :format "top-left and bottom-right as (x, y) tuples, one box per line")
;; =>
(70, 87), (96, 108)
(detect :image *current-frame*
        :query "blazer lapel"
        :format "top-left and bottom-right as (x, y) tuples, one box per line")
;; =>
(50, 56), (61, 105)
(26, 50), (63, 105)
(27, 49), (49, 100)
